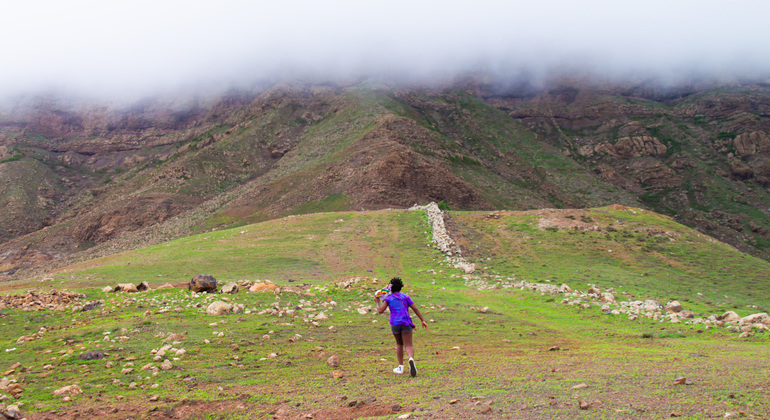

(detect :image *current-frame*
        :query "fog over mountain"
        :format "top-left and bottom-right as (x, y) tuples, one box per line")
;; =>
(2, 0), (770, 100)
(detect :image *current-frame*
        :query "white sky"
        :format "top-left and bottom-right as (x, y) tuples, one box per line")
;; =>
(1, 0), (769, 99)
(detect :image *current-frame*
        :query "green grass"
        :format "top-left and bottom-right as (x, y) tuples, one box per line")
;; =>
(453, 207), (770, 313)
(2, 204), (769, 418)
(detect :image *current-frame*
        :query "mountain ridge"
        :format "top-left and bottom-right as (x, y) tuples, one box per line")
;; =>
(1, 77), (769, 277)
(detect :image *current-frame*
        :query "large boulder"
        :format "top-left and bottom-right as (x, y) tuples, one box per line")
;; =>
(189, 275), (217, 293)
(137, 281), (151, 292)
(206, 301), (231, 316)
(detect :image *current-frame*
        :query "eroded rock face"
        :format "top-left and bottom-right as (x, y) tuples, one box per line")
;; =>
(614, 136), (668, 158)
(733, 131), (770, 156)
(629, 160), (683, 189)
(189, 274), (217, 293)
(578, 136), (667, 159)
(729, 160), (754, 180)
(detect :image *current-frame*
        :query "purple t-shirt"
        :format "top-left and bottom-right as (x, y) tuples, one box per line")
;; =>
(384, 292), (415, 326)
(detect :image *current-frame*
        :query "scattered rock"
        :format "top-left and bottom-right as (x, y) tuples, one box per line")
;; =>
(720, 311), (740, 323)
(221, 282), (239, 294)
(332, 370), (344, 379)
(249, 281), (278, 293)
(137, 281), (151, 292)
(160, 360), (173, 371)
(162, 333), (186, 343)
(189, 274), (217, 293)
(79, 350), (106, 360)
(81, 301), (102, 311)
(327, 355), (341, 368)
(672, 377), (687, 385)
(53, 384), (82, 396)
(665, 301), (684, 313)
(479, 402), (492, 414)
(548, 346), (560, 351)
(579, 399), (590, 410)
(101, 286), (113, 293)
(157, 283), (174, 289)
(587, 285), (601, 295)
(642, 300), (661, 312)
(114, 283), (138, 293)
(3, 404), (21, 419)
(739, 312), (769, 326)
(571, 383), (588, 389)
(0, 290), (85, 311)
(206, 301), (232, 316)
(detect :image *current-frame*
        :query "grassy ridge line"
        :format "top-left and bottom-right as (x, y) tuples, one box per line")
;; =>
(51, 210), (436, 289)
(37, 205), (770, 315)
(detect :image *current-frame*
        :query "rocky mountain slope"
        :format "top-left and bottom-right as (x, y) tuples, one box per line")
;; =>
(1, 77), (769, 277)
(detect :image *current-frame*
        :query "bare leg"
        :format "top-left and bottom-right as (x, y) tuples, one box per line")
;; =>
(393, 333), (404, 366)
(402, 331), (414, 359)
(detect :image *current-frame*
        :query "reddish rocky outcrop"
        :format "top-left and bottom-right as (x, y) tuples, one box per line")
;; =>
(733, 131), (770, 156)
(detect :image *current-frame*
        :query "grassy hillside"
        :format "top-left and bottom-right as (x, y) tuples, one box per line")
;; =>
(53, 207), (770, 314)
(1, 208), (768, 419)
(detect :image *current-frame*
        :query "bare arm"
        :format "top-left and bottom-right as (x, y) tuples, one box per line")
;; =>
(409, 304), (428, 329)
(375, 297), (389, 314)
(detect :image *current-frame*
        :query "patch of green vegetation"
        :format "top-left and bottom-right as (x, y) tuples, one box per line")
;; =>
(290, 193), (351, 215)
(2, 207), (770, 419)
(0, 153), (24, 163)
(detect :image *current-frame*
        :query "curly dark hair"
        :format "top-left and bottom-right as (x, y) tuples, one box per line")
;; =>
(390, 277), (403, 292)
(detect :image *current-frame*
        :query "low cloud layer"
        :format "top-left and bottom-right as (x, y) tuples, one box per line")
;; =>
(2, 0), (769, 100)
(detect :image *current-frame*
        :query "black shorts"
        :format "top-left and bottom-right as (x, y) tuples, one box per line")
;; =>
(391, 324), (414, 334)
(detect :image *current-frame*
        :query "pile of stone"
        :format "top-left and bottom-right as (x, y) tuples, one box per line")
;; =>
(188, 274), (280, 295)
(458, 272), (769, 337)
(106, 281), (152, 293)
(0, 290), (85, 311)
(410, 202), (476, 274)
